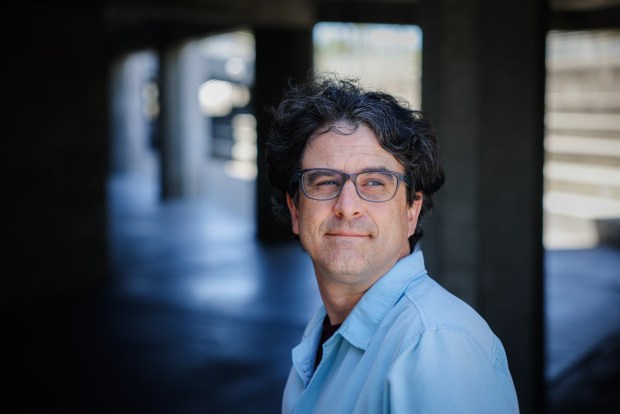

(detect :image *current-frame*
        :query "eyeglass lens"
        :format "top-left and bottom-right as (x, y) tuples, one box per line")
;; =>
(301, 170), (399, 201)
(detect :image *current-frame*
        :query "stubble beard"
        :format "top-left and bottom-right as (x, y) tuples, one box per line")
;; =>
(313, 237), (378, 287)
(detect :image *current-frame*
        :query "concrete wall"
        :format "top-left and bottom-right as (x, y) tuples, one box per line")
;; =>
(5, 5), (109, 303)
(544, 30), (620, 249)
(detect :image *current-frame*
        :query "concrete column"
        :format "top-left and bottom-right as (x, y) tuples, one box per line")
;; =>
(159, 40), (207, 199)
(419, 1), (547, 412)
(109, 51), (159, 176)
(254, 26), (314, 243)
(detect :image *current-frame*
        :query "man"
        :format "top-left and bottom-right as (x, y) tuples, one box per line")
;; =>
(266, 77), (519, 413)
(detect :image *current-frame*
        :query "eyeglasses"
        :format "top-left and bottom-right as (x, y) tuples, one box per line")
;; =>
(294, 168), (411, 202)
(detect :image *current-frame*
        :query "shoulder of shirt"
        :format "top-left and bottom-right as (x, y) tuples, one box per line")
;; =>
(394, 274), (502, 365)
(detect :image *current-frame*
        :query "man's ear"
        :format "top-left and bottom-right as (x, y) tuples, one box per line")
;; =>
(407, 192), (423, 238)
(286, 193), (300, 235)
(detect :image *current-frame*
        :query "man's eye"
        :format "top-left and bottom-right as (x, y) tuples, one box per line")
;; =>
(315, 179), (340, 187)
(361, 178), (386, 187)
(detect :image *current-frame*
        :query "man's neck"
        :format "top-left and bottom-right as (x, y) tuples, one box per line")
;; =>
(316, 278), (372, 325)
(312, 250), (412, 325)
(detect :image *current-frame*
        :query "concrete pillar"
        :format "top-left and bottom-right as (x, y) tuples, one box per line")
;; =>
(109, 51), (159, 176)
(254, 26), (314, 243)
(419, 1), (547, 412)
(159, 40), (207, 199)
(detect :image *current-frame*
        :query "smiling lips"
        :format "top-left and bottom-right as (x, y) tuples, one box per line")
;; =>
(326, 231), (370, 237)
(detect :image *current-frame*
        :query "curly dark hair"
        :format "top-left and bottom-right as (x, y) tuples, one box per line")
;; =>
(266, 75), (445, 251)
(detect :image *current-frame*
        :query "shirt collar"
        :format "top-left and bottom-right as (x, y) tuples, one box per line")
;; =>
(338, 250), (427, 350)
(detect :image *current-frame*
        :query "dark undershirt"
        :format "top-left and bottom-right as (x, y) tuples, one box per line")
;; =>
(314, 315), (342, 370)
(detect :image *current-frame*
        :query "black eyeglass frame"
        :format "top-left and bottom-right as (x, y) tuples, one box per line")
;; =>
(292, 168), (412, 202)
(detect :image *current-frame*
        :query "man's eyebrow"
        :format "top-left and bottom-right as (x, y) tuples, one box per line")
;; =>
(359, 166), (400, 173)
(302, 166), (403, 174)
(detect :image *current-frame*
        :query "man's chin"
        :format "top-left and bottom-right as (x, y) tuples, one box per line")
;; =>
(324, 234), (372, 248)
(317, 254), (373, 278)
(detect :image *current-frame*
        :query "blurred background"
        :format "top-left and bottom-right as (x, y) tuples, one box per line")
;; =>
(3, 1), (619, 413)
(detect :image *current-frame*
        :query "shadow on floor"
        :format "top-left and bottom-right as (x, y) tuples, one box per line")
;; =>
(547, 330), (620, 414)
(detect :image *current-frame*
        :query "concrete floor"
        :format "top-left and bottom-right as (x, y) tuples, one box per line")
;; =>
(4, 172), (620, 413)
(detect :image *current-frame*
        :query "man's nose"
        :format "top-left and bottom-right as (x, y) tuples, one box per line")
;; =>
(333, 179), (363, 217)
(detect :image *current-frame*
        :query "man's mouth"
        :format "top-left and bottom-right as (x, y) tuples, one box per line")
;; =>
(326, 232), (369, 237)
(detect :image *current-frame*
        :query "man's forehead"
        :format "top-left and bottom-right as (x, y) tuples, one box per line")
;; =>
(302, 126), (404, 173)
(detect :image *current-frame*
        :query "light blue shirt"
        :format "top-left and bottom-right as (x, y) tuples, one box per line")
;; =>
(282, 250), (519, 413)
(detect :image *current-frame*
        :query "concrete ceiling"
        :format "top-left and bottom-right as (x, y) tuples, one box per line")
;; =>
(94, 0), (620, 55)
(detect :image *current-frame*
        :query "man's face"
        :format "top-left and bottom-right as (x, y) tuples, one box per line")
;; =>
(286, 124), (423, 292)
